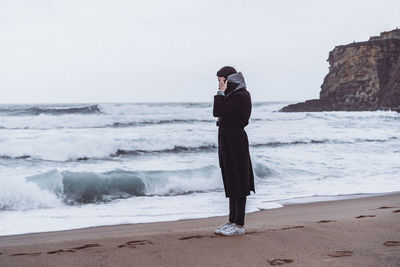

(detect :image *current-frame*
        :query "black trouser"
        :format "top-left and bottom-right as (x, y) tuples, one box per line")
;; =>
(229, 195), (247, 226)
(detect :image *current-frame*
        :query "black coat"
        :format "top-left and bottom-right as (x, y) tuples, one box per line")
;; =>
(213, 88), (255, 198)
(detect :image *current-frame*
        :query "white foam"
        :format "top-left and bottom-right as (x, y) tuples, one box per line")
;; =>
(0, 192), (282, 236)
(0, 174), (62, 211)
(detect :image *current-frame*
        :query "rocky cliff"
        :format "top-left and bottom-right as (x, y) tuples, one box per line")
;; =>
(280, 29), (400, 112)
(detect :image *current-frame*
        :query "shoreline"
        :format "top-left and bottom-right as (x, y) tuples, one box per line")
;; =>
(1, 191), (399, 266)
(1, 190), (399, 238)
(275, 190), (400, 205)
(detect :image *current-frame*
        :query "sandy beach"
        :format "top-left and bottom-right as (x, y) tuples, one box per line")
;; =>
(1, 192), (399, 267)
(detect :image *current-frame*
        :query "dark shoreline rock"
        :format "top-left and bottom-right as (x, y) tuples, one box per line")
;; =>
(280, 29), (400, 112)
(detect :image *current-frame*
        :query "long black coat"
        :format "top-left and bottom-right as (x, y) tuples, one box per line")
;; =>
(213, 88), (255, 198)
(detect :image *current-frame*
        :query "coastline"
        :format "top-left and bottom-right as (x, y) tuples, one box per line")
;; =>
(1, 192), (399, 266)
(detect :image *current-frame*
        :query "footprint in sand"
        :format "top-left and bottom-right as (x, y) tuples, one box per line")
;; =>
(375, 206), (396, 209)
(47, 243), (102, 254)
(47, 249), (76, 254)
(179, 233), (248, 240)
(70, 243), (101, 250)
(178, 235), (205, 240)
(383, 241), (400, 246)
(317, 220), (336, 223)
(355, 215), (376, 218)
(118, 240), (153, 249)
(267, 258), (294, 265)
(280, 226), (304, 230)
(328, 250), (353, 257)
(10, 252), (42, 256)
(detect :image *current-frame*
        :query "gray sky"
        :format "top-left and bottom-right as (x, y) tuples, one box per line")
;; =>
(0, 0), (399, 103)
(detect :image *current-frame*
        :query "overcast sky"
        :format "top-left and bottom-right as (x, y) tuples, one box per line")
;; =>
(0, 0), (399, 103)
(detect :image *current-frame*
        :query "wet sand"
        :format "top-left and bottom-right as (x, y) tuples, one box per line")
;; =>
(1, 192), (399, 267)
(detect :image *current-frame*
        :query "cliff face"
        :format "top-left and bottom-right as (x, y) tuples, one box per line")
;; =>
(280, 29), (400, 112)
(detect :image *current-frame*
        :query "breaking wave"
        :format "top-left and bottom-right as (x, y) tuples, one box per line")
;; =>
(8, 167), (220, 208)
(0, 137), (397, 162)
(0, 162), (275, 211)
(0, 104), (101, 116)
(103, 119), (214, 128)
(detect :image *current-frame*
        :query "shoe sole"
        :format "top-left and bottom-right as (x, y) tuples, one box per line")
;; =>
(214, 224), (234, 235)
(220, 232), (245, 236)
(214, 227), (229, 235)
(220, 227), (246, 236)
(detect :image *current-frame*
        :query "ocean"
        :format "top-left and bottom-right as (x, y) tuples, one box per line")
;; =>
(0, 102), (399, 236)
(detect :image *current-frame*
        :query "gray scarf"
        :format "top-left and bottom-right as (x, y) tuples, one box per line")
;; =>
(224, 72), (247, 98)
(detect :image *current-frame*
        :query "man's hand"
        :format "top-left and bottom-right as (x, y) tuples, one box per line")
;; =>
(218, 77), (228, 92)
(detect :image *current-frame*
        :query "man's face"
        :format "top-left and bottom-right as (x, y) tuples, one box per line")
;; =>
(218, 77), (226, 89)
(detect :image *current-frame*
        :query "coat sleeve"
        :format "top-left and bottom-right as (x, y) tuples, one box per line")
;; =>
(213, 93), (243, 117)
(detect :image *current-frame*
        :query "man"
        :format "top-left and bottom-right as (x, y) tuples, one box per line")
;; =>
(213, 66), (255, 236)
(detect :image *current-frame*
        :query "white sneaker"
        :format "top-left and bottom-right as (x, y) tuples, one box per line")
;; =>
(220, 224), (245, 236)
(214, 222), (234, 235)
